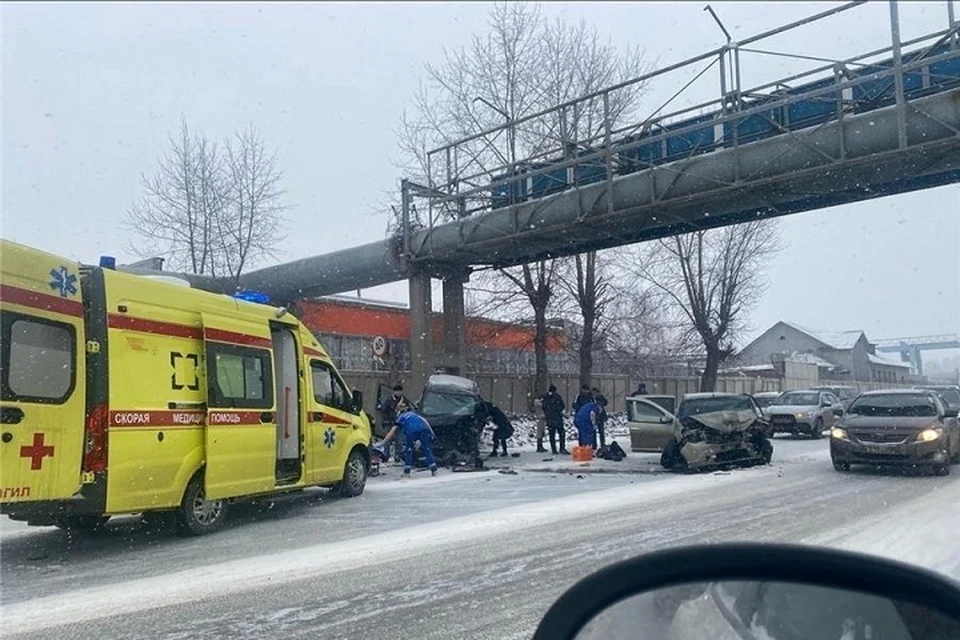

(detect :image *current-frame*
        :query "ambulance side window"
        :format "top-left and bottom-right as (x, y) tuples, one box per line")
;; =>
(310, 360), (348, 410)
(0, 313), (76, 403)
(207, 345), (273, 409)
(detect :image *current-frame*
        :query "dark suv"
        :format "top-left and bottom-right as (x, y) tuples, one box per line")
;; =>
(830, 389), (960, 475)
(417, 374), (489, 468)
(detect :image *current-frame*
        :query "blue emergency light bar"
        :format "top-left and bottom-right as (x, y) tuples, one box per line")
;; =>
(233, 290), (270, 304)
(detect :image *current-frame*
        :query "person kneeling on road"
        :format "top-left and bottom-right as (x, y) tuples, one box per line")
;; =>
(380, 400), (438, 477)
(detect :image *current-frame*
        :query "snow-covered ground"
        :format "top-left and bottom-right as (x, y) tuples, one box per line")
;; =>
(3, 436), (958, 640)
(479, 412), (630, 453)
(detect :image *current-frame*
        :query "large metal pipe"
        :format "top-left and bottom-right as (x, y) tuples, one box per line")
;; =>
(239, 237), (405, 302)
(182, 90), (960, 303)
(407, 90), (960, 268)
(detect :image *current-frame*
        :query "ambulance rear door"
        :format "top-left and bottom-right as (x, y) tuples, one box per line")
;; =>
(201, 313), (277, 500)
(0, 242), (86, 502)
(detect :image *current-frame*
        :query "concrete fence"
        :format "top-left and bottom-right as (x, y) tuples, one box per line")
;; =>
(342, 370), (774, 416)
(340, 368), (918, 418)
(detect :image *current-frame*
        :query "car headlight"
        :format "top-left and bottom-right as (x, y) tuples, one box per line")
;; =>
(830, 427), (848, 440)
(916, 428), (943, 443)
(795, 411), (811, 419)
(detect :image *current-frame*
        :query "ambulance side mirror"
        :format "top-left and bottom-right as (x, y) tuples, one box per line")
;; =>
(351, 389), (364, 414)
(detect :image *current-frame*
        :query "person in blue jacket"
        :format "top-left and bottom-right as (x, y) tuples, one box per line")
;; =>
(379, 399), (438, 477)
(574, 398), (601, 449)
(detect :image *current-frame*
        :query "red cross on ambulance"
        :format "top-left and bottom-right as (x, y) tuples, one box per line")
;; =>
(20, 433), (55, 470)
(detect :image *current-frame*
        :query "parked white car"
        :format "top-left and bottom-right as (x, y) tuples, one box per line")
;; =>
(766, 390), (843, 438)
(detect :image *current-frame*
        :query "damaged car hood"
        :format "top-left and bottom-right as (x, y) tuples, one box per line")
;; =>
(682, 409), (759, 433)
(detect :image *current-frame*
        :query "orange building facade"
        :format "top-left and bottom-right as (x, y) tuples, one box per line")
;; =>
(293, 297), (568, 372)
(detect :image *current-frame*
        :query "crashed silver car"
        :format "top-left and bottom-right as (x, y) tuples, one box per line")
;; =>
(660, 393), (773, 472)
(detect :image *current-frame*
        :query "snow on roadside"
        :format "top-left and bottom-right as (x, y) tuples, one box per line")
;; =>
(479, 413), (630, 452)
(806, 479), (960, 582)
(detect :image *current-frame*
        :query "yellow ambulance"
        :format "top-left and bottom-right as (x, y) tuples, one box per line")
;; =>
(0, 240), (372, 535)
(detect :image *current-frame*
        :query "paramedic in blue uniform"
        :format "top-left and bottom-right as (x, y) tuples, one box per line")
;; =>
(379, 399), (438, 477)
(574, 397), (601, 449)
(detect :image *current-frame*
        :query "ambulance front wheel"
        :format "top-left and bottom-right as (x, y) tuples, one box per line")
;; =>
(177, 473), (228, 536)
(336, 449), (368, 498)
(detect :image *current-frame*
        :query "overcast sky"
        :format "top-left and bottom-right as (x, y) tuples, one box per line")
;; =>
(3, 2), (958, 363)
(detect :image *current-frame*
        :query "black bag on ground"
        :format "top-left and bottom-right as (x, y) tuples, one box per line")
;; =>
(606, 441), (626, 461)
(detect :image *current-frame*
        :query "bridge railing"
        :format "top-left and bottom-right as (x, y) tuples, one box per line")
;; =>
(403, 2), (959, 254)
(874, 334), (960, 349)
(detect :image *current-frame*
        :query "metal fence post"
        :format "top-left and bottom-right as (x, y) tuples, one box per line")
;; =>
(890, 0), (908, 149)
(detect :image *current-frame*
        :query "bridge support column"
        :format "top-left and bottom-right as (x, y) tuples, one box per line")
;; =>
(408, 270), (433, 397)
(440, 270), (468, 376)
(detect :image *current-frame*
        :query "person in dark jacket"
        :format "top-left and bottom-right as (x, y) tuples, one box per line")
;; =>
(380, 400), (437, 476)
(378, 384), (412, 462)
(631, 382), (648, 396)
(541, 385), (569, 455)
(592, 387), (609, 448)
(484, 401), (514, 457)
(573, 384), (593, 413)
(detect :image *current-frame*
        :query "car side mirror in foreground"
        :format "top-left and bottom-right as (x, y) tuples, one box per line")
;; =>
(533, 543), (960, 640)
(944, 409), (959, 418)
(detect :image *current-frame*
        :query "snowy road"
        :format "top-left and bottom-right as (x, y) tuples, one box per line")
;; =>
(3, 437), (959, 639)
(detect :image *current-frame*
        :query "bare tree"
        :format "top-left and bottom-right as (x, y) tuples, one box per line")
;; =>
(127, 120), (285, 285)
(126, 119), (227, 276)
(219, 126), (286, 288)
(631, 221), (783, 392)
(397, 2), (648, 393)
(559, 251), (615, 388)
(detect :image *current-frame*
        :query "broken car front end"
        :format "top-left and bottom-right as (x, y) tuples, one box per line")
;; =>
(662, 409), (773, 471)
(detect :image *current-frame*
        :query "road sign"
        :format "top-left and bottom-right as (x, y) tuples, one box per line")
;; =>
(373, 336), (388, 356)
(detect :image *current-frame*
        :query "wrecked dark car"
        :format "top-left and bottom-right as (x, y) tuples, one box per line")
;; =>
(660, 392), (773, 472)
(417, 374), (489, 469)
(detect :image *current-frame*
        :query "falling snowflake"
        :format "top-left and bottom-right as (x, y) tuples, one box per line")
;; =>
(49, 266), (78, 298)
(324, 427), (336, 448)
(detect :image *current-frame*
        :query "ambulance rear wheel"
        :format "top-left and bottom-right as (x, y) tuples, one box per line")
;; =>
(55, 515), (110, 532)
(336, 449), (367, 498)
(177, 474), (228, 536)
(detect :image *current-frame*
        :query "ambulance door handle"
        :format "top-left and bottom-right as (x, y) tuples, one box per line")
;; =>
(1, 407), (24, 424)
(259, 412), (274, 424)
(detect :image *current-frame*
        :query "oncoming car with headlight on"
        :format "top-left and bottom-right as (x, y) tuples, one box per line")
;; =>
(830, 389), (960, 476)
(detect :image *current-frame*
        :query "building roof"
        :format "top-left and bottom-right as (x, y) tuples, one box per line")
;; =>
(867, 352), (910, 368)
(781, 321), (866, 350)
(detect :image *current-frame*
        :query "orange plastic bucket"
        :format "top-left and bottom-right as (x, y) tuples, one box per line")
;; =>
(571, 445), (593, 462)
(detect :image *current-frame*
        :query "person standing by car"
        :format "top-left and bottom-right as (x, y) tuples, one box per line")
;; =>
(574, 396), (601, 449)
(541, 385), (569, 455)
(573, 384), (593, 413)
(484, 401), (514, 457)
(533, 397), (548, 453)
(379, 384), (412, 462)
(379, 399), (438, 477)
(592, 387), (609, 448)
